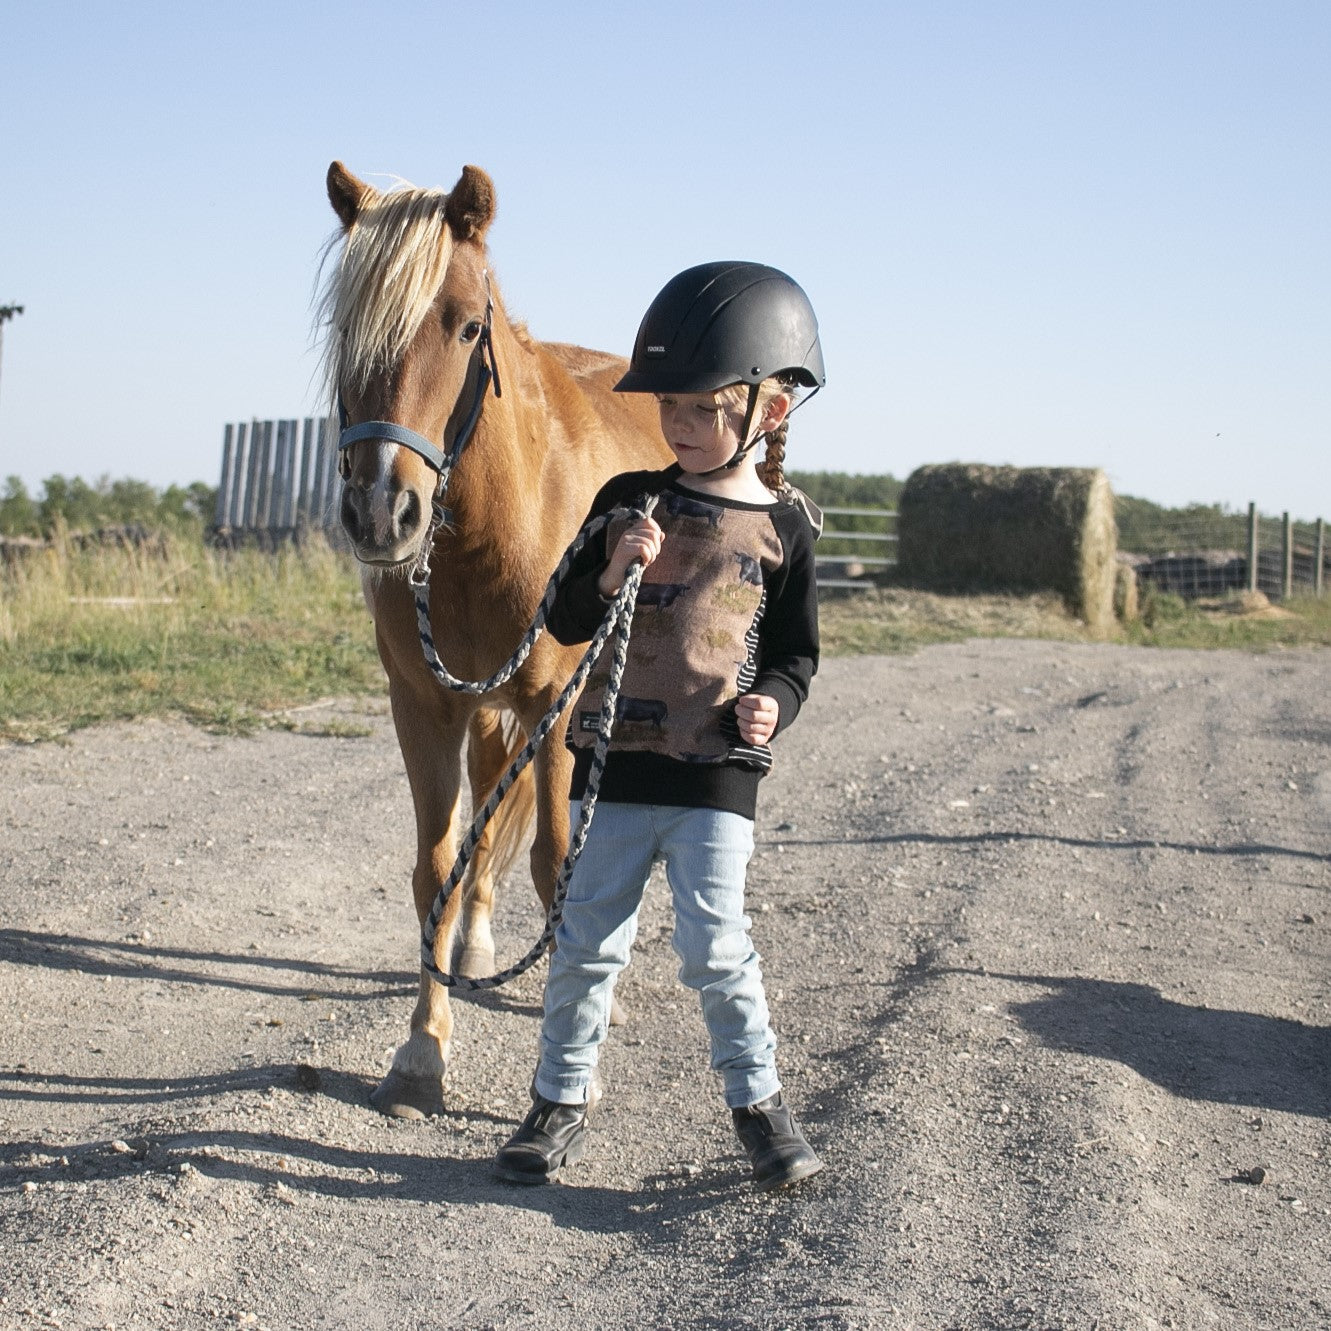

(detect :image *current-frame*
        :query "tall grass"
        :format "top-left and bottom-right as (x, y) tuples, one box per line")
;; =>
(0, 531), (382, 742)
(3, 527), (1329, 745)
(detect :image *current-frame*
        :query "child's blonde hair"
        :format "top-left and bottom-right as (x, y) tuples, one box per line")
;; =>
(713, 376), (801, 493)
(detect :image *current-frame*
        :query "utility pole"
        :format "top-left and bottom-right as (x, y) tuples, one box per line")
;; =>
(0, 304), (24, 411)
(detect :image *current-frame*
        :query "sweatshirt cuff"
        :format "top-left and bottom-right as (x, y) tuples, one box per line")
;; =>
(552, 568), (613, 644)
(753, 676), (803, 739)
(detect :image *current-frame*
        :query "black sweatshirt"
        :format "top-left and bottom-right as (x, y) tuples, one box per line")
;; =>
(549, 465), (819, 820)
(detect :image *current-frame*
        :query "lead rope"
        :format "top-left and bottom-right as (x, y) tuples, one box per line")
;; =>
(415, 495), (658, 989)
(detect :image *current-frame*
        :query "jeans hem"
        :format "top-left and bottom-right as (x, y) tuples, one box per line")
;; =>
(724, 1075), (782, 1110)
(533, 1073), (593, 1106)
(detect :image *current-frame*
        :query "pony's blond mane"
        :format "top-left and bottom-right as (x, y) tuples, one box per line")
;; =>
(317, 180), (455, 403)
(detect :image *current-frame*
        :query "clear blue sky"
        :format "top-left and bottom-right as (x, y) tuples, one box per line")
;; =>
(3, 1), (1328, 518)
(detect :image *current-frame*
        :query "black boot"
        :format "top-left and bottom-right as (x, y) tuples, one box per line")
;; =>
(493, 1093), (590, 1185)
(732, 1092), (823, 1190)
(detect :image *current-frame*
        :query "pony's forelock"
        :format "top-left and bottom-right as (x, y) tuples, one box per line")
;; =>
(316, 180), (456, 409)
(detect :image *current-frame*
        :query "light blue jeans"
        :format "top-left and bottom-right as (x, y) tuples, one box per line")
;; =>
(535, 802), (781, 1110)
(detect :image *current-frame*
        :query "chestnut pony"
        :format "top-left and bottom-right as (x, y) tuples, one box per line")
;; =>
(319, 161), (668, 1118)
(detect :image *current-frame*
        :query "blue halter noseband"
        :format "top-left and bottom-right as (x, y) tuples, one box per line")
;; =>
(337, 271), (504, 481)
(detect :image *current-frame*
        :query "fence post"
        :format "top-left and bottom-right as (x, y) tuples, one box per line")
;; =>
(1316, 518), (1325, 596)
(227, 422), (248, 529)
(272, 421), (290, 532)
(296, 418), (314, 527)
(215, 425), (234, 528)
(1282, 512), (1293, 600)
(318, 417), (339, 521)
(284, 421), (298, 527)
(243, 420), (263, 529)
(313, 418), (330, 522)
(255, 422), (274, 531)
(1246, 502), (1258, 593)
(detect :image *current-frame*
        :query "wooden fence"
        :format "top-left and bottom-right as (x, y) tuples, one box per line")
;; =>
(213, 418), (340, 541)
(213, 418), (900, 587)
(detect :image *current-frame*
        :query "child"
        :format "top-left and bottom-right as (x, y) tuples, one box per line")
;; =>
(493, 261), (825, 1191)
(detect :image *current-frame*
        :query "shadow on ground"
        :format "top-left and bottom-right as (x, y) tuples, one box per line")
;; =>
(970, 970), (1331, 1118)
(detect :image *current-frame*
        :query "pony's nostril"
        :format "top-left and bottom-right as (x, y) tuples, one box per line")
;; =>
(340, 484), (365, 541)
(394, 487), (421, 537)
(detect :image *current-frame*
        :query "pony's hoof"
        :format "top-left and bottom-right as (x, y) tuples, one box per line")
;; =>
(609, 995), (629, 1027)
(456, 945), (497, 981)
(370, 1069), (446, 1120)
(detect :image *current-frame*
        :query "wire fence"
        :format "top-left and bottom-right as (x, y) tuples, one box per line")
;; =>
(1116, 501), (1327, 601)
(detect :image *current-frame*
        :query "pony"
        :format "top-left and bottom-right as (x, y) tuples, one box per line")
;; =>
(318, 161), (669, 1118)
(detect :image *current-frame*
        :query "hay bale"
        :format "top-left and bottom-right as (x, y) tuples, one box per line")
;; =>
(1114, 559), (1139, 622)
(898, 464), (1117, 629)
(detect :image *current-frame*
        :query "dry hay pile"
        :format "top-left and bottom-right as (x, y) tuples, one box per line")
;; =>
(1113, 559), (1139, 622)
(897, 464), (1118, 630)
(1196, 589), (1295, 620)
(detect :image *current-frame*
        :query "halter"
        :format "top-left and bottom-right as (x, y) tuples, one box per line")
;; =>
(336, 270), (504, 487)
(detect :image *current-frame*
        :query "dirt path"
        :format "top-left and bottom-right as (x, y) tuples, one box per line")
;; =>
(2, 640), (1328, 1331)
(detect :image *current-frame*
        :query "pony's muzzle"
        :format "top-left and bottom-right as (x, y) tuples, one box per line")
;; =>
(340, 472), (425, 565)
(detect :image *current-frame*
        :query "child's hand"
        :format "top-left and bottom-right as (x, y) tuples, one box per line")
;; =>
(598, 517), (664, 598)
(734, 693), (779, 746)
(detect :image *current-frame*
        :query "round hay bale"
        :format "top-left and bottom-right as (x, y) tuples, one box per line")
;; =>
(1114, 559), (1139, 622)
(897, 464), (1117, 629)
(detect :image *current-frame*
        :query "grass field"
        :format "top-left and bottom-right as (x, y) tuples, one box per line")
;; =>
(3, 533), (1329, 743)
(0, 533), (382, 743)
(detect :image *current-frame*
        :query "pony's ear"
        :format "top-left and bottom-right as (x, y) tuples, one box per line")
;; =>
(327, 161), (371, 230)
(444, 165), (496, 241)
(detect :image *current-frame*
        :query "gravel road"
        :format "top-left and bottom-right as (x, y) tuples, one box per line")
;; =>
(2, 639), (1328, 1331)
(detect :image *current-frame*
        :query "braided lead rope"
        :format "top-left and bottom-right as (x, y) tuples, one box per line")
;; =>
(406, 464), (455, 590)
(410, 500), (634, 693)
(418, 496), (657, 990)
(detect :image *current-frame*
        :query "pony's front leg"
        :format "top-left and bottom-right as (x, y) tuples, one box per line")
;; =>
(372, 678), (469, 1120)
(452, 706), (538, 979)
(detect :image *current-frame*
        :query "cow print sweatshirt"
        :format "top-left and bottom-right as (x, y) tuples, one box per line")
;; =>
(548, 465), (819, 820)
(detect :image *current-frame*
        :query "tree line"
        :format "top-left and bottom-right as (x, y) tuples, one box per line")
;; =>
(0, 475), (217, 537)
(0, 469), (1271, 555)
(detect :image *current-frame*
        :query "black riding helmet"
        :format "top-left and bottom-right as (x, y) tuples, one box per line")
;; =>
(614, 261), (825, 396)
(614, 262), (825, 474)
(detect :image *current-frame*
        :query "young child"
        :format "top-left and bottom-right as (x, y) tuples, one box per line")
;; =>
(494, 261), (825, 1191)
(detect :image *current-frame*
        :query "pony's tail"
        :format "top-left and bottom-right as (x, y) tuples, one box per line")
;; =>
(479, 709), (539, 886)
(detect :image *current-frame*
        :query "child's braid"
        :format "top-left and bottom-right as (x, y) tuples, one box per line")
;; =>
(756, 420), (789, 494)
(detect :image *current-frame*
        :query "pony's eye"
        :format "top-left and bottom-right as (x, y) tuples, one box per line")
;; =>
(460, 320), (483, 344)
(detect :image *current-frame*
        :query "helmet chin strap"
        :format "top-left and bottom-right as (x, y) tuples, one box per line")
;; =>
(702, 382), (764, 477)
(697, 379), (820, 479)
